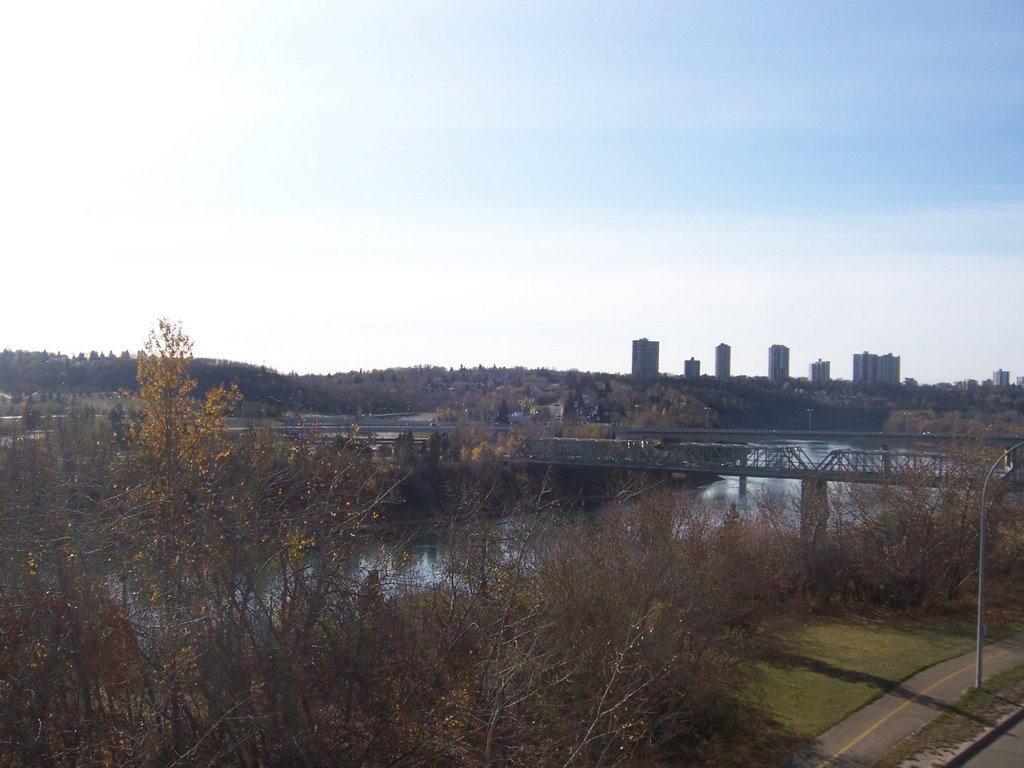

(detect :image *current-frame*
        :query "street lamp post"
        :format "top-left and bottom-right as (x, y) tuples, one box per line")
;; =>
(806, 408), (814, 431)
(976, 440), (1024, 689)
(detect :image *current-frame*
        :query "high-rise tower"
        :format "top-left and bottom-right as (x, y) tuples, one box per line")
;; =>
(715, 343), (731, 379)
(768, 344), (790, 384)
(631, 338), (659, 382)
(810, 359), (831, 386)
(853, 351), (901, 385)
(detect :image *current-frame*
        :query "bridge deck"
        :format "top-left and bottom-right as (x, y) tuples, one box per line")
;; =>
(514, 438), (965, 484)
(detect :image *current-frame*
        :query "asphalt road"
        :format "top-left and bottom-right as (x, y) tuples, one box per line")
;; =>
(957, 713), (1024, 767)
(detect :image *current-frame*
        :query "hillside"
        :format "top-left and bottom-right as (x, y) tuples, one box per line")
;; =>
(2, 347), (1023, 434)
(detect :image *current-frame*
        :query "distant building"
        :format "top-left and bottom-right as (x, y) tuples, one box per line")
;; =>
(1017, 376), (1024, 387)
(684, 357), (700, 379)
(768, 344), (790, 384)
(715, 343), (731, 379)
(853, 351), (901, 386)
(853, 352), (876, 384)
(631, 338), (659, 382)
(993, 369), (1010, 387)
(878, 353), (901, 385)
(809, 359), (831, 386)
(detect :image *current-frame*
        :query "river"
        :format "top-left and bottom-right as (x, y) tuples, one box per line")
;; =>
(363, 438), (868, 585)
(695, 438), (859, 511)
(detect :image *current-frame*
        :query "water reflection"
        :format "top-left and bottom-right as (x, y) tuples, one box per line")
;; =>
(356, 528), (445, 588)
(695, 440), (850, 511)
(696, 474), (799, 511)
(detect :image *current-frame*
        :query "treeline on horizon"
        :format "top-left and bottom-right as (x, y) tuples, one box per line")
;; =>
(2, 346), (1024, 434)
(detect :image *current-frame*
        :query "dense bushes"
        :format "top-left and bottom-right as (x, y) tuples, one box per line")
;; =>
(2, 418), (1021, 765)
(0, 324), (1020, 765)
(0, 412), (778, 767)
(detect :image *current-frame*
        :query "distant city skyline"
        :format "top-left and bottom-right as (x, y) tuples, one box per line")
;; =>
(658, 339), (1015, 386)
(1, 2), (1022, 384)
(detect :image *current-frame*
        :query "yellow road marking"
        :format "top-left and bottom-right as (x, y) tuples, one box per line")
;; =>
(812, 648), (1013, 768)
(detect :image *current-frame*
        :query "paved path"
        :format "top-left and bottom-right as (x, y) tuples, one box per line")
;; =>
(782, 632), (1024, 768)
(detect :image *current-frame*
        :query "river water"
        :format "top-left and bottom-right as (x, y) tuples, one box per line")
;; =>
(364, 438), (866, 585)
(695, 439), (856, 511)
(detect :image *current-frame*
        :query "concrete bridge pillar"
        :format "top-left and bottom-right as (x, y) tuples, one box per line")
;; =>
(800, 478), (829, 540)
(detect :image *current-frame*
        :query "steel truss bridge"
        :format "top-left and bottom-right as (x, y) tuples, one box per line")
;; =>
(513, 438), (981, 485)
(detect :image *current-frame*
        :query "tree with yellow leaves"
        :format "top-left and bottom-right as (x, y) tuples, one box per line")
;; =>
(116, 319), (240, 601)
(132, 318), (239, 480)
(109, 321), (245, 759)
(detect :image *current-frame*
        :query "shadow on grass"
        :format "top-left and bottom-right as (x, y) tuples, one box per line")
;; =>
(711, 711), (807, 768)
(765, 650), (991, 726)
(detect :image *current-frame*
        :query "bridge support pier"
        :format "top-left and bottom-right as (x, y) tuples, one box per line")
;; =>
(800, 478), (829, 540)
(738, 475), (747, 497)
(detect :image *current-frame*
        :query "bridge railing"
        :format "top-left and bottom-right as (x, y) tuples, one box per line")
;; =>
(520, 438), (818, 475)
(517, 438), (963, 485)
(816, 449), (958, 478)
(741, 444), (814, 473)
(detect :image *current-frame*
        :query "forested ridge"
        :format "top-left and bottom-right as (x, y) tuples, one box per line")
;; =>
(3, 346), (1024, 434)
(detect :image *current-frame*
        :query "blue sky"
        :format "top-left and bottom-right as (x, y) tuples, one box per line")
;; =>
(1, 1), (1022, 383)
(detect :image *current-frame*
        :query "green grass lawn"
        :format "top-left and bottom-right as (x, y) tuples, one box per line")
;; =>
(752, 616), (978, 739)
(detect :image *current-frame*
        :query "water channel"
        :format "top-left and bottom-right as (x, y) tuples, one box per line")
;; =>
(363, 438), (869, 585)
(695, 438), (858, 510)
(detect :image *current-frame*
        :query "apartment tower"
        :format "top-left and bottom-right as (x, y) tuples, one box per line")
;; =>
(768, 344), (790, 384)
(810, 359), (831, 386)
(631, 338), (660, 382)
(715, 343), (731, 379)
(853, 351), (901, 386)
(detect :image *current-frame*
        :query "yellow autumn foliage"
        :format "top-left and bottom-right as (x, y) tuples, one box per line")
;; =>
(131, 319), (240, 479)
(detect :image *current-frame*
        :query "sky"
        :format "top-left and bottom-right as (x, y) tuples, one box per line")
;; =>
(1, 1), (1022, 384)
